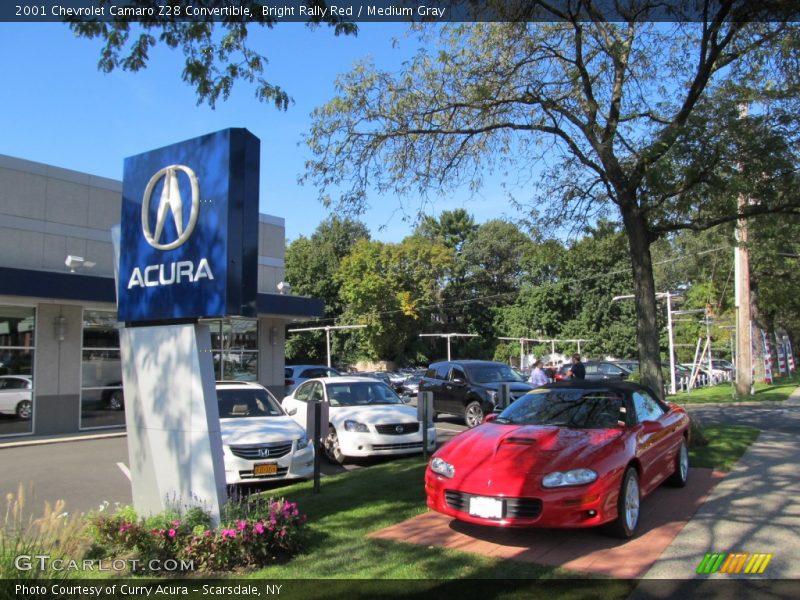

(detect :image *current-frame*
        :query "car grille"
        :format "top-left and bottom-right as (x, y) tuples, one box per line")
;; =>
(372, 442), (423, 451)
(229, 442), (293, 460)
(375, 423), (420, 435)
(444, 490), (542, 520)
(238, 466), (290, 480)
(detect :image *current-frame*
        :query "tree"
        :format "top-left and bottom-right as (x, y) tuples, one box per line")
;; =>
(284, 216), (369, 363)
(415, 208), (478, 253)
(304, 4), (800, 397)
(70, 1), (357, 109)
(335, 236), (452, 362)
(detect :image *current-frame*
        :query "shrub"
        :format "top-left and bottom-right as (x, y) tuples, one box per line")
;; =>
(88, 497), (306, 573)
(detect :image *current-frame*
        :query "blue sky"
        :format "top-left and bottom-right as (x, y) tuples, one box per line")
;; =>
(0, 22), (514, 243)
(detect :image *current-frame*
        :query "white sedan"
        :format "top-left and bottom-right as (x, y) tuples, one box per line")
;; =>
(281, 377), (436, 464)
(217, 381), (314, 485)
(0, 375), (32, 419)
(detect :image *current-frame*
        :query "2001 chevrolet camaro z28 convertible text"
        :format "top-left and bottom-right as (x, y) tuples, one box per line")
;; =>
(425, 381), (691, 538)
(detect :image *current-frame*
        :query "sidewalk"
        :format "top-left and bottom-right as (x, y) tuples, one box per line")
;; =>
(639, 389), (800, 581)
(0, 428), (125, 449)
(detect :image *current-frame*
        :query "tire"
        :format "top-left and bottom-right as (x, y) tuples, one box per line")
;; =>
(464, 401), (484, 428)
(108, 390), (124, 411)
(607, 467), (641, 539)
(323, 427), (346, 465)
(16, 400), (32, 420)
(665, 440), (689, 488)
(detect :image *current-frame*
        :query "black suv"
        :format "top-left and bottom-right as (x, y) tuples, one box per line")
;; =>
(419, 360), (533, 427)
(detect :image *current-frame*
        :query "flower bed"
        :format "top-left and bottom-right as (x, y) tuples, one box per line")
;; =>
(88, 498), (306, 573)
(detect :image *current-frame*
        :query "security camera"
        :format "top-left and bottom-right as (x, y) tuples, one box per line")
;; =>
(277, 281), (292, 295)
(65, 255), (96, 272)
(65, 255), (85, 270)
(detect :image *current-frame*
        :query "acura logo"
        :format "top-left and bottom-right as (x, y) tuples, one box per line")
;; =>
(258, 448), (270, 458)
(395, 425), (404, 434)
(141, 165), (200, 250)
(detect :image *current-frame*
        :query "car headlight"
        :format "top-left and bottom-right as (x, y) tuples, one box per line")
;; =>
(344, 420), (369, 433)
(430, 457), (455, 479)
(542, 469), (598, 488)
(296, 436), (310, 450)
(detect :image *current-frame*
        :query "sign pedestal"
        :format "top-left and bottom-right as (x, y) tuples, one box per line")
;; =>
(120, 322), (227, 523)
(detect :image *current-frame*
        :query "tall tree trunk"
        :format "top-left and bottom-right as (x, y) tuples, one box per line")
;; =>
(620, 204), (666, 399)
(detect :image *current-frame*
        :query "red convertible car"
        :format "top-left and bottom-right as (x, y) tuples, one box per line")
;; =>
(424, 381), (690, 538)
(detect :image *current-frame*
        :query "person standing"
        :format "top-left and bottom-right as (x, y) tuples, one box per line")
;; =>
(528, 360), (550, 386)
(569, 353), (586, 380)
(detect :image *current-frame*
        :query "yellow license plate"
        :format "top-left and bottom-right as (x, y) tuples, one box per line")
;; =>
(253, 463), (278, 476)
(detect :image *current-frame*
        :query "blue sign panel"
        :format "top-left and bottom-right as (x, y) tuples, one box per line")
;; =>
(118, 129), (259, 323)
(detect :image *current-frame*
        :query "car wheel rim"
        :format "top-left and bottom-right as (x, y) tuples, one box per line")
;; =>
(679, 443), (689, 481)
(110, 393), (123, 410)
(325, 431), (340, 461)
(625, 475), (640, 531)
(466, 405), (483, 427)
(18, 402), (31, 419)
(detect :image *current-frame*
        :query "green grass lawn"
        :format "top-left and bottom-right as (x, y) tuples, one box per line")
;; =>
(671, 374), (799, 404)
(689, 425), (760, 471)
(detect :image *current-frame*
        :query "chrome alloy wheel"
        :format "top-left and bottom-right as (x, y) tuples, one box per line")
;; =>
(624, 473), (640, 532)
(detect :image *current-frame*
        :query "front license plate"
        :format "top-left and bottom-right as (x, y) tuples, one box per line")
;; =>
(253, 463), (278, 476)
(468, 496), (503, 519)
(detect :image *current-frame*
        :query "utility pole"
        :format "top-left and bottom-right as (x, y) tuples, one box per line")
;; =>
(735, 103), (753, 396)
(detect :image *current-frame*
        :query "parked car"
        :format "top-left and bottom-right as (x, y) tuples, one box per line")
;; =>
(399, 371), (427, 398)
(419, 360), (533, 428)
(285, 365), (341, 395)
(583, 361), (633, 381)
(101, 385), (125, 411)
(353, 371), (392, 386)
(281, 377), (436, 464)
(425, 380), (691, 538)
(217, 381), (314, 485)
(0, 374), (32, 419)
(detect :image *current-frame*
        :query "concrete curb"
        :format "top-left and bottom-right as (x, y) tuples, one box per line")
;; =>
(0, 430), (126, 449)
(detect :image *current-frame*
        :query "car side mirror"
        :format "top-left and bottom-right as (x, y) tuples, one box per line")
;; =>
(452, 376), (466, 384)
(640, 420), (662, 434)
(287, 408), (297, 416)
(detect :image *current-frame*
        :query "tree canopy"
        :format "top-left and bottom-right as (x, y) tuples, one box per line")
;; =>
(303, 4), (800, 395)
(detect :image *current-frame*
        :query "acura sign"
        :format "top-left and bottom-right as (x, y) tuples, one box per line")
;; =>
(117, 129), (259, 322)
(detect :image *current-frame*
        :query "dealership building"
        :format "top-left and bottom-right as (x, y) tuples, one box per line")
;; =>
(0, 153), (323, 439)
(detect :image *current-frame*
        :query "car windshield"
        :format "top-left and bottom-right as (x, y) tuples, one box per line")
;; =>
(217, 388), (284, 418)
(493, 389), (625, 429)
(465, 365), (526, 383)
(326, 382), (403, 406)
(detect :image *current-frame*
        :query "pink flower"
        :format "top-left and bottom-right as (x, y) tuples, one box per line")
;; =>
(168, 528), (177, 538)
(203, 530), (211, 537)
(172, 520), (181, 527)
(254, 522), (265, 534)
(237, 519), (247, 530)
(221, 528), (237, 539)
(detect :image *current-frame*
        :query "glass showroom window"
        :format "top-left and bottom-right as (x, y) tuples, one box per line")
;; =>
(0, 306), (35, 436)
(206, 319), (258, 382)
(81, 310), (124, 429)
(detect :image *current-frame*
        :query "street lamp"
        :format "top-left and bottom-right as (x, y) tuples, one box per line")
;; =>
(419, 333), (478, 361)
(613, 292), (680, 396)
(288, 324), (367, 367)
